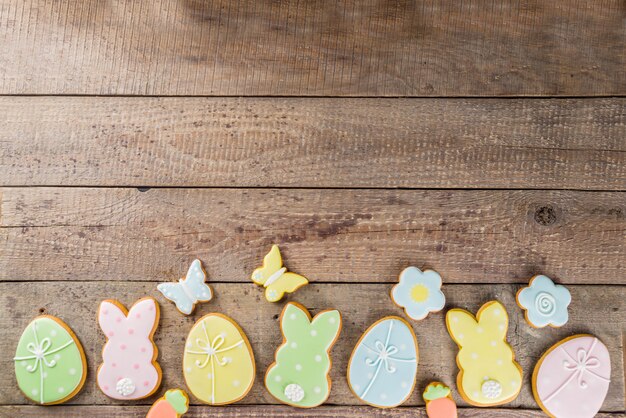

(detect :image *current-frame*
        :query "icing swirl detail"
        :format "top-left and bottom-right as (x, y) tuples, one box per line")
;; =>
(534, 292), (557, 317)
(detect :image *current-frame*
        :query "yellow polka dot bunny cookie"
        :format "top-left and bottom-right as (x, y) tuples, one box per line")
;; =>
(445, 301), (522, 407)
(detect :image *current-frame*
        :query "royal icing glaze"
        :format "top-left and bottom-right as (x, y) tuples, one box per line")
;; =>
(533, 335), (611, 418)
(251, 245), (309, 302)
(147, 389), (189, 418)
(183, 313), (255, 405)
(423, 382), (458, 418)
(14, 316), (87, 405)
(517, 275), (571, 328)
(445, 301), (522, 406)
(265, 302), (342, 408)
(97, 297), (162, 400)
(347, 317), (418, 408)
(391, 267), (445, 321)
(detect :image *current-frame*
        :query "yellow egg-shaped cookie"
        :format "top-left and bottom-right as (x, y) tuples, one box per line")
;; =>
(183, 313), (255, 405)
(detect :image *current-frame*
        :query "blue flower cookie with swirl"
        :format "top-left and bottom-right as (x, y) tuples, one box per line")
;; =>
(516, 275), (571, 328)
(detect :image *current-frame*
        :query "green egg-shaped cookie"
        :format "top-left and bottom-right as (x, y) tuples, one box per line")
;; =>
(14, 315), (87, 405)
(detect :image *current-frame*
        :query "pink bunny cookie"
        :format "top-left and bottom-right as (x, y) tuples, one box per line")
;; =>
(97, 297), (162, 400)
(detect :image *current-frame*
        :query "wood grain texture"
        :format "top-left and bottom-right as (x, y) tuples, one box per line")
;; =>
(0, 0), (624, 96)
(1, 187), (624, 284)
(1, 405), (624, 418)
(1, 97), (625, 189)
(1, 282), (624, 410)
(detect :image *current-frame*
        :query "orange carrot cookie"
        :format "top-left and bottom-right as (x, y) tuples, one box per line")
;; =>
(423, 382), (457, 418)
(147, 389), (189, 418)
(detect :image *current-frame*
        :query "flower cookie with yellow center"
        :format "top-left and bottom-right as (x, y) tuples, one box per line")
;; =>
(391, 267), (445, 321)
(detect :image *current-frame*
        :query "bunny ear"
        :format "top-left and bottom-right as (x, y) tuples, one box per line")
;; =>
(281, 302), (311, 340)
(98, 300), (127, 336)
(126, 298), (159, 337)
(446, 308), (477, 345)
(476, 301), (508, 339)
(310, 310), (342, 348)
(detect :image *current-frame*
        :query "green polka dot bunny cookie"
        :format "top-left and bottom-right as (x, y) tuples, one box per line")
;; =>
(265, 302), (342, 408)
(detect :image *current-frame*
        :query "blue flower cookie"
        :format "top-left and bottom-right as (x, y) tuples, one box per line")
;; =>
(391, 267), (445, 321)
(516, 275), (571, 328)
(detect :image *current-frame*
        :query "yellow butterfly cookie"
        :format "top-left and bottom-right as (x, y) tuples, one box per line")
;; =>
(251, 245), (309, 302)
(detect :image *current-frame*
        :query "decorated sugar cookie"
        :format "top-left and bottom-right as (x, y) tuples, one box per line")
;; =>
(423, 382), (457, 418)
(517, 275), (571, 328)
(97, 297), (162, 400)
(347, 317), (418, 408)
(251, 245), (309, 302)
(265, 302), (342, 408)
(157, 259), (213, 315)
(14, 315), (87, 405)
(183, 313), (255, 405)
(533, 335), (611, 418)
(445, 301), (522, 406)
(147, 389), (189, 418)
(391, 266), (445, 321)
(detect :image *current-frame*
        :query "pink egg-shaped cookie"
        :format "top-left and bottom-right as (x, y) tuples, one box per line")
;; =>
(533, 335), (610, 418)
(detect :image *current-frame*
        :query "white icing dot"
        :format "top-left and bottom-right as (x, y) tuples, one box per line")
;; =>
(186, 342), (192, 348)
(295, 364), (302, 371)
(314, 386), (321, 394)
(186, 367), (192, 373)
(471, 352), (479, 360)
(220, 332), (227, 339)
(289, 313), (296, 320)
(31, 389), (38, 396)
(490, 340), (497, 346)
(499, 324), (505, 331)
(223, 357), (232, 364)
(68, 368), (76, 376)
(116, 378), (135, 397)
(20, 361), (28, 368)
(50, 329), (57, 337)
(511, 380), (518, 387)
(314, 355), (322, 362)
(353, 384), (361, 391)
(458, 333), (464, 339)
(473, 391), (479, 397)
(380, 393), (388, 400)
(476, 326), (484, 333)
(290, 342), (298, 349)
(496, 359), (503, 365)
(284, 383), (305, 403)
(329, 317), (336, 324)
(399, 344), (407, 350)
(481, 379), (502, 399)
(233, 380), (240, 387)
(42, 372), (48, 378)
(207, 373), (213, 379)
(57, 387), (64, 393)
(310, 330), (318, 337)
(367, 372), (374, 379)
(400, 381), (408, 388)
(452, 316), (459, 323)
(494, 308), (501, 315)
(53, 354), (61, 361)
(274, 375), (282, 382)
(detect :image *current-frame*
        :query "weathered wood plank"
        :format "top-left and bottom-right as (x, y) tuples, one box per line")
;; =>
(0, 283), (623, 410)
(0, 1), (624, 96)
(1, 97), (625, 189)
(1, 405), (623, 418)
(1, 188), (624, 284)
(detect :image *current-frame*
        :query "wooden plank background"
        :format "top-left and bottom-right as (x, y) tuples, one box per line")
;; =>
(0, 1), (624, 417)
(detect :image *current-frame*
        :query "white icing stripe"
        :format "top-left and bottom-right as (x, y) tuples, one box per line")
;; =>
(185, 319), (245, 404)
(264, 267), (287, 287)
(179, 278), (196, 303)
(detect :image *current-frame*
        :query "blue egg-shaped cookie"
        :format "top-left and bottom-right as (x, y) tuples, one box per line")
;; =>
(347, 316), (418, 408)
